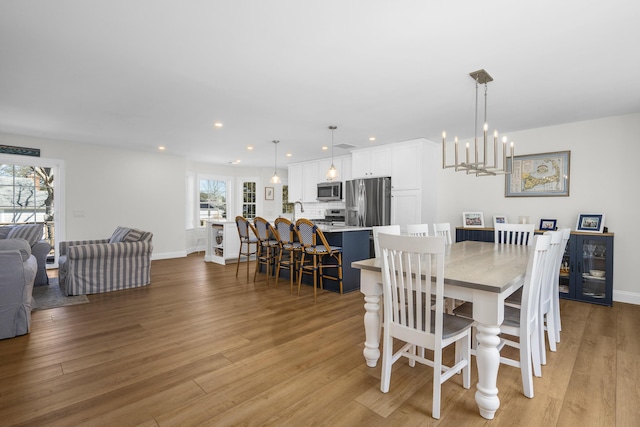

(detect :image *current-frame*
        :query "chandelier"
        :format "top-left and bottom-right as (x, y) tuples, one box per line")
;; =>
(270, 140), (281, 184)
(326, 125), (338, 180)
(442, 69), (514, 176)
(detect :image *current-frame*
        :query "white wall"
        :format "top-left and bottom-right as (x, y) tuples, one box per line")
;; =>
(0, 132), (188, 259)
(436, 112), (640, 304)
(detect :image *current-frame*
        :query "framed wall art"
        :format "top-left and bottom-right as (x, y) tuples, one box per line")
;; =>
(264, 187), (274, 201)
(462, 211), (485, 228)
(576, 213), (605, 233)
(505, 150), (570, 197)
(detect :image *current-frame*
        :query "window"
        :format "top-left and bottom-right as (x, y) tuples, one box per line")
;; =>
(199, 178), (227, 222)
(0, 162), (56, 262)
(242, 181), (256, 219)
(282, 184), (293, 214)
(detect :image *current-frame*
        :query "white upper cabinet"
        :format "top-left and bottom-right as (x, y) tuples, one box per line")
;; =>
(390, 140), (423, 190)
(288, 163), (304, 202)
(351, 146), (392, 178)
(287, 155), (351, 203)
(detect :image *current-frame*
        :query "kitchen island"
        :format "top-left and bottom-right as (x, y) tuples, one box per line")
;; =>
(307, 224), (371, 293)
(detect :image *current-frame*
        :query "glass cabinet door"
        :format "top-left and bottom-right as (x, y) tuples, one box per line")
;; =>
(559, 239), (571, 296)
(578, 237), (610, 302)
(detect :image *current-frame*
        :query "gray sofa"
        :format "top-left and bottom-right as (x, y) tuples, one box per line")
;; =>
(0, 224), (51, 286)
(0, 238), (37, 340)
(58, 226), (153, 296)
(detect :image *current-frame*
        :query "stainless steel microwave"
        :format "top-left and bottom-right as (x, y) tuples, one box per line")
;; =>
(317, 181), (342, 201)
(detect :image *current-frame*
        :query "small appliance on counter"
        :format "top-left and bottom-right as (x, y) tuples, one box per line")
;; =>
(314, 208), (346, 226)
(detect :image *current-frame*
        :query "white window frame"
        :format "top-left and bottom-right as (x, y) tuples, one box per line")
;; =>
(195, 173), (233, 226)
(0, 154), (65, 267)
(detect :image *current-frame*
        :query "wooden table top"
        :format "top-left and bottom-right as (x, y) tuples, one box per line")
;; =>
(352, 240), (530, 294)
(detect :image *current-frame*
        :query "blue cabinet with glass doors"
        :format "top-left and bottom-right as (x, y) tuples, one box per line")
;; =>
(559, 232), (613, 306)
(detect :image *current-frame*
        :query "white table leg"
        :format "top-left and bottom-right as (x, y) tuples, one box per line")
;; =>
(363, 294), (381, 367)
(474, 323), (502, 419)
(360, 269), (383, 367)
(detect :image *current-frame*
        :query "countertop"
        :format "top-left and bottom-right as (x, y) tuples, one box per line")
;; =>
(315, 224), (371, 233)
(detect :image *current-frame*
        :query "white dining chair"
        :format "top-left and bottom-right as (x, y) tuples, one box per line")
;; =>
(378, 233), (473, 419)
(494, 223), (536, 246)
(372, 225), (401, 258)
(454, 234), (551, 398)
(538, 230), (563, 364)
(406, 224), (430, 236)
(432, 223), (453, 245)
(552, 228), (571, 344)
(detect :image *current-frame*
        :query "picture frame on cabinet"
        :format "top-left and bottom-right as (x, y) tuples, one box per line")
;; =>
(462, 212), (485, 228)
(539, 218), (557, 231)
(576, 213), (605, 233)
(265, 187), (274, 201)
(493, 215), (508, 227)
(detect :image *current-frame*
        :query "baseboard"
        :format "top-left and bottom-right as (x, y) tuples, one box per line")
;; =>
(613, 290), (640, 305)
(151, 250), (187, 260)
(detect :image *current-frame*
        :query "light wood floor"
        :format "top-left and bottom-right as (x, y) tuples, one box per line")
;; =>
(1, 254), (639, 426)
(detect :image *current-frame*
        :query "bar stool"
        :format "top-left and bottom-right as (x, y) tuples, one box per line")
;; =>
(295, 219), (343, 301)
(235, 216), (259, 280)
(274, 217), (302, 293)
(253, 217), (280, 286)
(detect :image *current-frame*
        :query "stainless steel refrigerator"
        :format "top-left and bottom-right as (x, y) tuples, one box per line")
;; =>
(345, 177), (391, 227)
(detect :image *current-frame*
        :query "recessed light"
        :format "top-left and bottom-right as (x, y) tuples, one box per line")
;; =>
(214, 122), (223, 128)
(322, 146), (328, 150)
(158, 146), (166, 151)
(247, 146), (254, 150)
(369, 137), (376, 141)
(286, 153), (292, 157)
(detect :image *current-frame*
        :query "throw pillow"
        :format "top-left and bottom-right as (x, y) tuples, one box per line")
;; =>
(109, 226), (132, 243)
(0, 238), (32, 261)
(0, 226), (14, 239)
(122, 228), (146, 242)
(6, 224), (43, 246)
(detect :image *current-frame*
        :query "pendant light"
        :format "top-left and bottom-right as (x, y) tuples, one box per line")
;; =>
(270, 140), (281, 184)
(326, 125), (338, 180)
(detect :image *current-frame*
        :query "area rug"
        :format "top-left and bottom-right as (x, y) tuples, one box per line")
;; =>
(31, 278), (89, 311)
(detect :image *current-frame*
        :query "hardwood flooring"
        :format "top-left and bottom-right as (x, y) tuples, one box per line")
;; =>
(1, 254), (638, 426)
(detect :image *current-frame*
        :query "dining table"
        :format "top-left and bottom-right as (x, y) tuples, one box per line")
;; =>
(352, 240), (530, 420)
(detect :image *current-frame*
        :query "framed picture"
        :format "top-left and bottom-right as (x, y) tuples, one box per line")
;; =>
(505, 150), (570, 197)
(493, 215), (508, 227)
(539, 218), (557, 231)
(576, 213), (605, 233)
(264, 187), (274, 201)
(462, 212), (485, 228)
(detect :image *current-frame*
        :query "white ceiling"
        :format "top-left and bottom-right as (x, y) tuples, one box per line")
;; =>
(1, 1), (639, 168)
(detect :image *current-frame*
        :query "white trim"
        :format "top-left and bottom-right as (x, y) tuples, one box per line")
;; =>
(613, 290), (640, 306)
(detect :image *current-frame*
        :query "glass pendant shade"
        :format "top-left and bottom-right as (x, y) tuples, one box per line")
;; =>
(271, 140), (281, 184)
(326, 125), (338, 180)
(326, 163), (338, 180)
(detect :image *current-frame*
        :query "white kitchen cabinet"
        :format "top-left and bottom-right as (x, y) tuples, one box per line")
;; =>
(288, 163), (303, 202)
(391, 140), (423, 191)
(318, 157), (342, 183)
(301, 160), (318, 203)
(288, 155), (352, 203)
(391, 189), (422, 232)
(351, 146), (392, 178)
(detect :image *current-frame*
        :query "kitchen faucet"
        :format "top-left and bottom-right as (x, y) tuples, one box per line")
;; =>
(292, 200), (304, 222)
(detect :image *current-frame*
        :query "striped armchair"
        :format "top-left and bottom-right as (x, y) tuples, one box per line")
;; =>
(58, 227), (153, 296)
